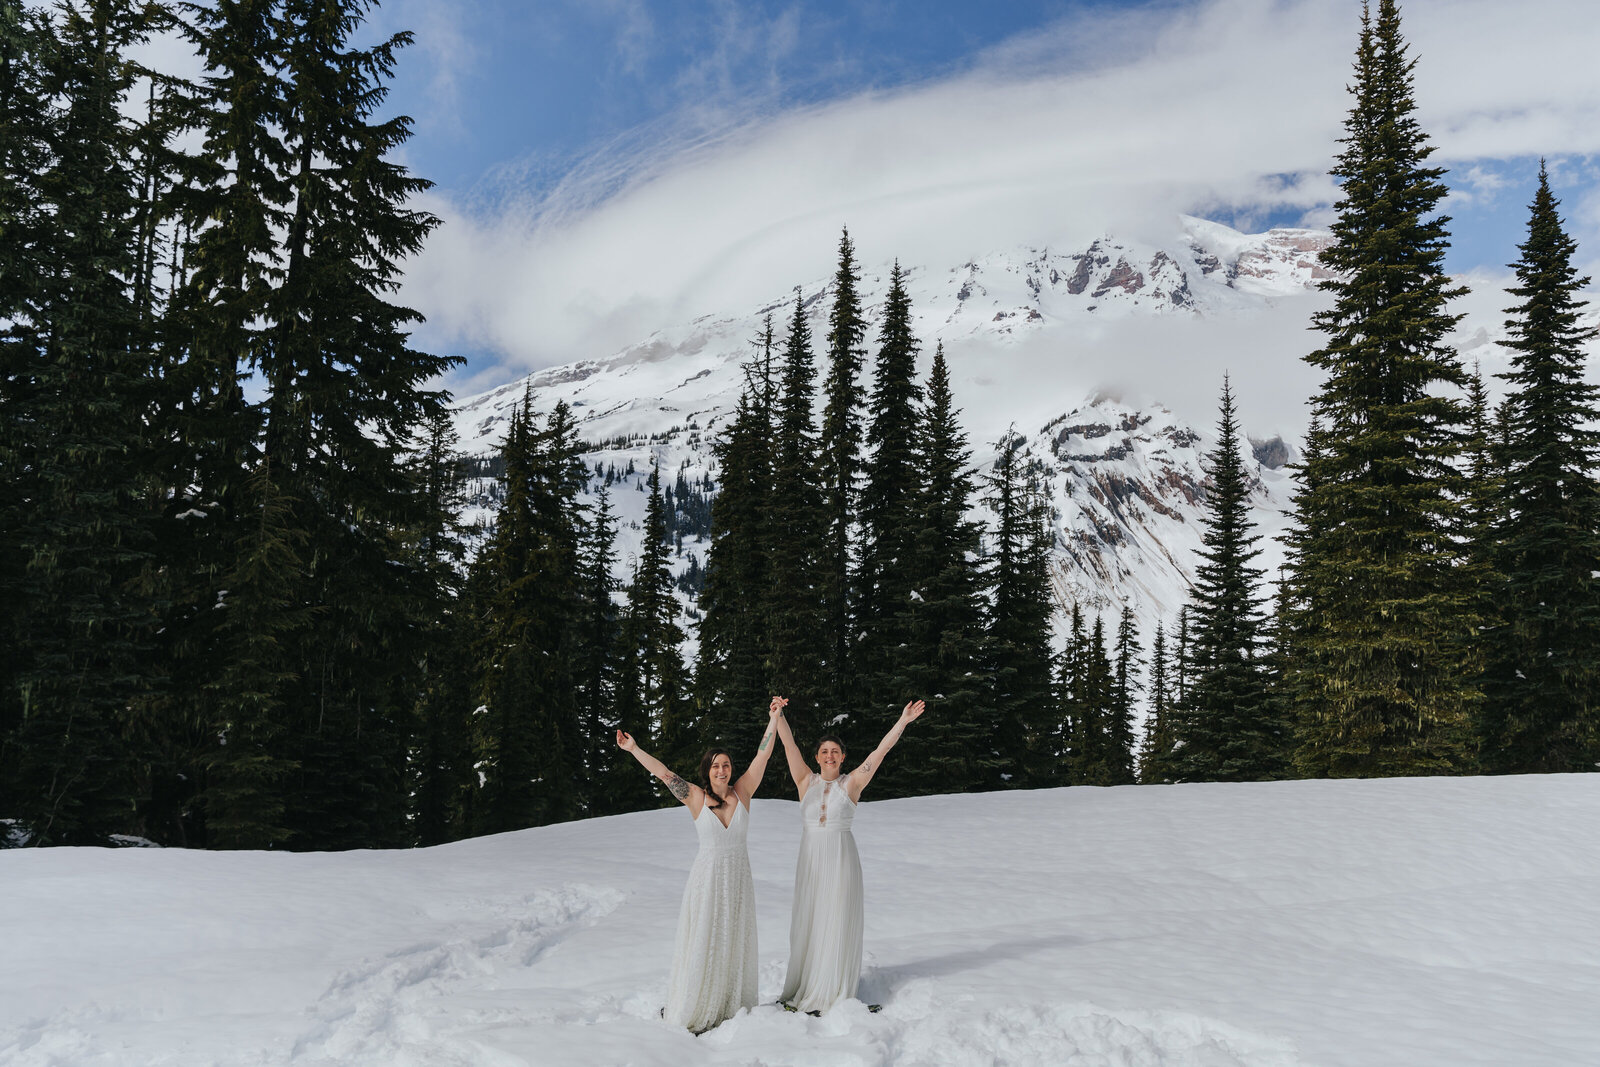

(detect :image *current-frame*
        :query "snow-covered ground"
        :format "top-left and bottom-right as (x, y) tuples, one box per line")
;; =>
(3, 774), (1597, 1066)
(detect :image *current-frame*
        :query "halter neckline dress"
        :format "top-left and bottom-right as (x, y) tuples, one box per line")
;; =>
(780, 774), (865, 1012)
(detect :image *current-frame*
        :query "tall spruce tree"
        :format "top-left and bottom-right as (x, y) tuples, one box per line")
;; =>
(984, 432), (1058, 788)
(7, 1), (166, 844)
(857, 263), (924, 738)
(763, 297), (827, 750)
(1068, 615), (1120, 786)
(1479, 165), (1600, 773)
(696, 328), (777, 755)
(1287, 0), (1476, 778)
(1176, 378), (1284, 781)
(623, 463), (693, 778)
(1108, 605), (1140, 785)
(877, 343), (992, 797)
(817, 228), (868, 721)
(1137, 619), (1179, 782)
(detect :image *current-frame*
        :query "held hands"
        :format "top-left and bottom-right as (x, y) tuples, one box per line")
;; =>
(900, 699), (926, 724)
(769, 696), (788, 718)
(615, 729), (638, 752)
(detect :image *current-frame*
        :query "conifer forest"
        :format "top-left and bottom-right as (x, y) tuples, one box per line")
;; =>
(2, 0), (1596, 850)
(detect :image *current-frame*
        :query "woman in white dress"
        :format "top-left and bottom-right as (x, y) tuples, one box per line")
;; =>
(616, 697), (785, 1032)
(773, 699), (925, 1013)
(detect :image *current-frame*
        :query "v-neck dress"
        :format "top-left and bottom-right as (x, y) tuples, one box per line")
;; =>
(663, 797), (758, 1032)
(780, 775), (864, 1012)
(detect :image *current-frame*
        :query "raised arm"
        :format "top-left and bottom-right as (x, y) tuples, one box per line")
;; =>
(616, 730), (703, 816)
(847, 700), (925, 802)
(772, 704), (812, 799)
(732, 697), (785, 800)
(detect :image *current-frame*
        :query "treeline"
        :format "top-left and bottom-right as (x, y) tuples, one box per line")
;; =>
(1142, 1), (1600, 784)
(1, 0), (462, 848)
(4, 0), (1597, 852)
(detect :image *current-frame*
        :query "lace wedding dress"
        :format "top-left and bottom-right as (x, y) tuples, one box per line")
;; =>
(663, 797), (759, 1032)
(780, 774), (864, 1012)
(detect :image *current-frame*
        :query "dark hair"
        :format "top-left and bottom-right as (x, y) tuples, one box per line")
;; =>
(814, 734), (847, 758)
(698, 748), (735, 809)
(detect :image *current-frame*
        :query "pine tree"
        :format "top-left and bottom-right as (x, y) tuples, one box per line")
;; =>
(695, 329), (777, 757)
(984, 432), (1058, 788)
(763, 297), (827, 750)
(473, 399), (588, 832)
(1479, 165), (1600, 773)
(876, 343), (992, 796)
(8, 0), (166, 844)
(817, 228), (868, 720)
(575, 490), (637, 816)
(1137, 619), (1179, 782)
(857, 263), (925, 736)
(1070, 615), (1119, 786)
(1176, 378), (1285, 782)
(624, 463), (693, 779)
(1108, 605), (1141, 785)
(409, 412), (475, 845)
(1287, 0), (1476, 778)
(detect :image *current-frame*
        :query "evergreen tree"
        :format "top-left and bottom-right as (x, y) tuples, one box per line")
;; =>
(1069, 616), (1119, 786)
(817, 228), (867, 720)
(983, 432), (1058, 788)
(623, 463), (693, 779)
(1287, 0), (1476, 778)
(763, 297), (827, 749)
(409, 412), (475, 845)
(7, 0), (165, 844)
(695, 329), (776, 757)
(879, 344), (992, 796)
(1108, 605), (1140, 785)
(1137, 619), (1179, 782)
(1176, 378), (1285, 782)
(857, 263), (925, 736)
(1480, 165), (1600, 773)
(474, 399), (588, 832)
(575, 490), (639, 815)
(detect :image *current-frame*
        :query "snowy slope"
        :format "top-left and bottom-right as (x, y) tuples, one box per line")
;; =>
(4, 774), (1598, 1066)
(452, 217), (1331, 635)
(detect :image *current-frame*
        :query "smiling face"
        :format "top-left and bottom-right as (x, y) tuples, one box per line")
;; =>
(815, 740), (845, 778)
(707, 752), (733, 794)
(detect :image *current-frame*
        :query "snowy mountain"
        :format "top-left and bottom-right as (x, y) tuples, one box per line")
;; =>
(6, 774), (1598, 1065)
(450, 217), (1370, 634)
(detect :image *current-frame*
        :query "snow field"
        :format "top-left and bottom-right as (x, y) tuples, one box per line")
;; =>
(2, 774), (1598, 1066)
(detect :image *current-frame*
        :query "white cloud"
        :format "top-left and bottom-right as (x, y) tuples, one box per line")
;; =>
(400, 0), (1600, 391)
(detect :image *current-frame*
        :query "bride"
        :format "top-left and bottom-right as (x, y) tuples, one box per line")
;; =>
(773, 699), (926, 1013)
(616, 697), (785, 1032)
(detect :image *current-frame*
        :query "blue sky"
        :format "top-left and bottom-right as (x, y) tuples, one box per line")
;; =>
(350, 0), (1600, 390)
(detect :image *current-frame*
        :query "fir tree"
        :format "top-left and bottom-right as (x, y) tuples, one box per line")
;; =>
(8, 0), (165, 844)
(984, 432), (1058, 788)
(1480, 165), (1600, 773)
(1070, 615), (1120, 786)
(623, 463), (693, 780)
(763, 297), (827, 749)
(1177, 378), (1285, 782)
(695, 329), (777, 757)
(1108, 605), (1141, 785)
(857, 263), (924, 735)
(817, 228), (868, 720)
(1287, 0), (1476, 778)
(878, 344), (992, 796)
(1137, 620), (1179, 783)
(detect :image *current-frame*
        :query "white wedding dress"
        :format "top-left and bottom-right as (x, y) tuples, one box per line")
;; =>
(781, 774), (864, 1012)
(663, 796), (759, 1032)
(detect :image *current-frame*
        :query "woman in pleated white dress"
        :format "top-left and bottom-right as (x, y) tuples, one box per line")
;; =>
(616, 697), (785, 1032)
(773, 699), (926, 1013)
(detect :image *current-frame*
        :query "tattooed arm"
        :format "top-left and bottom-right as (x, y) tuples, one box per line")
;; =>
(732, 697), (786, 802)
(616, 730), (702, 815)
(847, 700), (926, 803)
